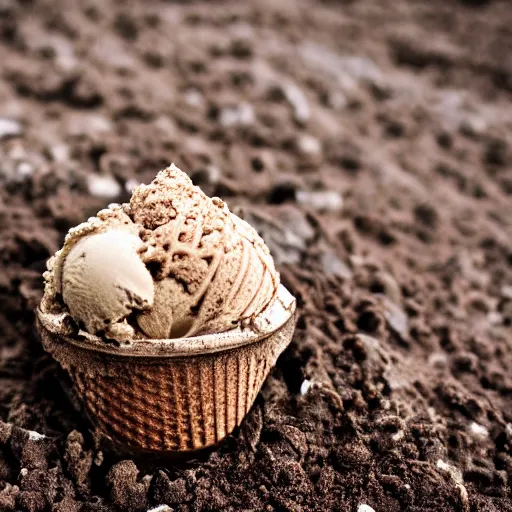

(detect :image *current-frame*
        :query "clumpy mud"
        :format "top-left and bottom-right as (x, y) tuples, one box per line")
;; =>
(1, 0), (511, 510)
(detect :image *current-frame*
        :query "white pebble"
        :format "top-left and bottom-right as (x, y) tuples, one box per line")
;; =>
(358, 505), (376, 512)
(16, 162), (34, 179)
(300, 379), (312, 396)
(27, 430), (46, 441)
(57, 53), (78, 72)
(460, 116), (487, 137)
(501, 285), (512, 300)
(205, 165), (221, 184)
(87, 174), (121, 199)
(94, 451), (104, 466)
(382, 299), (409, 337)
(392, 430), (404, 442)
(297, 134), (321, 155)
(328, 90), (348, 111)
(296, 190), (343, 213)
(350, 255), (366, 267)
(436, 459), (462, 482)
(154, 116), (176, 136)
(0, 118), (23, 139)
(220, 103), (254, 127)
(428, 352), (448, 368)
(284, 84), (310, 123)
(147, 506), (172, 512)
(49, 144), (70, 162)
(89, 116), (112, 133)
(437, 459), (450, 471)
(470, 422), (489, 438)
(184, 89), (204, 107)
(487, 311), (502, 326)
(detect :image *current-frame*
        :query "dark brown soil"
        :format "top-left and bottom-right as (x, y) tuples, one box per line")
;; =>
(1, 0), (512, 511)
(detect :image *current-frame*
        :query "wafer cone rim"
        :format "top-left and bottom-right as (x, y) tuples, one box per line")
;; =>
(37, 284), (295, 360)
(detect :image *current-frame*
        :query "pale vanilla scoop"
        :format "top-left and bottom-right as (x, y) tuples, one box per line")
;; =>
(40, 165), (279, 342)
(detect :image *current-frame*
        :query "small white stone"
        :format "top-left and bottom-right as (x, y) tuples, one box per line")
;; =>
(154, 116), (176, 135)
(20, 468), (28, 476)
(27, 430), (46, 441)
(16, 162), (34, 179)
(428, 352), (448, 368)
(469, 422), (489, 438)
(283, 84), (310, 123)
(460, 116), (487, 137)
(328, 90), (348, 111)
(0, 118), (23, 139)
(297, 134), (321, 155)
(487, 311), (502, 325)
(49, 144), (70, 162)
(220, 103), (255, 127)
(358, 504), (376, 512)
(350, 255), (366, 267)
(501, 285), (512, 300)
(89, 116), (112, 134)
(382, 299), (408, 337)
(184, 89), (204, 107)
(94, 451), (104, 466)
(57, 54), (78, 72)
(87, 174), (122, 199)
(300, 379), (312, 396)
(296, 190), (343, 213)
(236, 104), (255, 125)
(436, 459), (463, 484)
(392, 430), (404, 442)
(437, 459), (449, 471)
(147, 506), (173, 512)
(205, 165), (221, 184)
(427, 407), (438, 420)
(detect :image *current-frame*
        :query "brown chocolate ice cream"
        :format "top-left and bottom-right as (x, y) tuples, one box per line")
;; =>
(40, 164), (280, 342)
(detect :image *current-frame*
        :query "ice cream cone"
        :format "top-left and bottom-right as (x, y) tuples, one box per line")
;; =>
(37, 285), (296, 453)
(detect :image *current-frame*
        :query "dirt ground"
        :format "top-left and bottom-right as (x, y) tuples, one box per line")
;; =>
(0, 0), (512, 510)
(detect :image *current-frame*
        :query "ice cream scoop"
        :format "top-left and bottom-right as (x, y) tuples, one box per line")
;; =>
(40, 164), (280, 342)
(62, 231), (154, 341)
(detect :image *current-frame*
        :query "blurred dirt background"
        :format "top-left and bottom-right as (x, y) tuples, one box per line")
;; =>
(0, 0), (512, 510)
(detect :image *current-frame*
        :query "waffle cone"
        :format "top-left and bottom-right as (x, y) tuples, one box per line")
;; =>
(37, 285), (296, 452)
